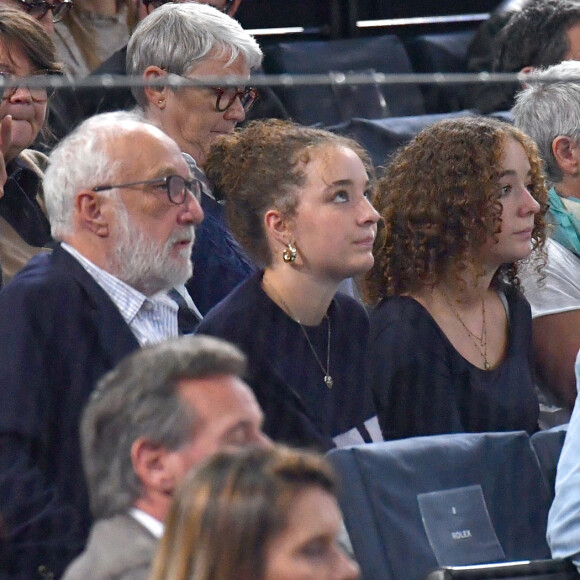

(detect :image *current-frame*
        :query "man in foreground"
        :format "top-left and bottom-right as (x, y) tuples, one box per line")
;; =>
(63, 334), (269, 579)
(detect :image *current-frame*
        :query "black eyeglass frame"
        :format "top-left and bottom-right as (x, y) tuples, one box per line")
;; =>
(0, 70), (58, 102)
(92, 175), (202, 205)
(211, 86), (258, 112)
(167, 72), (259, 113)
(17, 0), (73, 23)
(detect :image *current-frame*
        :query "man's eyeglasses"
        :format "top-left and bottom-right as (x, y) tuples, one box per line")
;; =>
(0, 71), (56, 102)
(17, 0), (73, 23)
(92, 175), (202, 205)
(211, 86), (258, 113)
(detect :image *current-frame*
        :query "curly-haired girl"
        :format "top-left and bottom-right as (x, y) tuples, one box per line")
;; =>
(197, 119), (381, 450)
(365, 116), (548, 440)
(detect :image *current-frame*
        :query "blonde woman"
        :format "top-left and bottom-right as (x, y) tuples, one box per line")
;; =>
(150, 445), (360, 580)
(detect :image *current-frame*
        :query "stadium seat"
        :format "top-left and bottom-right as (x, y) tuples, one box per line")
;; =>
(327, 431), (553, 580)
(262, 35), (425, 126)
(405, 30), (476, 113)
(530, 424), (569, 499)
(329, 109), (512, 167)
(425, 558), (580, 579)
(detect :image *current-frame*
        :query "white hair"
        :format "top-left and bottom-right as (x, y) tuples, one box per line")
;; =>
(127, 2), (263, 107)
(43, 110), (150, 240)
(512, 60), (580, 184)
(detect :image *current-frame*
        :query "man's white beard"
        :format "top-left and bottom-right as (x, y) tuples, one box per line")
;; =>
(110, 205), (194, 296)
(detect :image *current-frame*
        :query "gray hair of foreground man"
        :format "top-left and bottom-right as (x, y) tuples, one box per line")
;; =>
(43, 110), (147, 241)
(512, 59), (580, 185)
(127, 2), (263, 108)
(81, 334), (247, 519)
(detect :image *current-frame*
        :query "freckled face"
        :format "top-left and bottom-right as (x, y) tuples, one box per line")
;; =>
(479, 138), (541, 269)
(286, 145), (380, 284)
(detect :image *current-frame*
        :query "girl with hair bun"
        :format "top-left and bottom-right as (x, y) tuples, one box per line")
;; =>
(197, 119), (381, 450)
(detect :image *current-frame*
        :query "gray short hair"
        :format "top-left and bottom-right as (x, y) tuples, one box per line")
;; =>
(81, 334), (247, 519)
(43, 110), (147, 240)
(127, 2), (263, 107)
(512, 60), (580, 185)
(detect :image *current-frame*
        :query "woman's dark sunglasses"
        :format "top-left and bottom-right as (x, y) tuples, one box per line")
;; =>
(17, 0), (73, 22)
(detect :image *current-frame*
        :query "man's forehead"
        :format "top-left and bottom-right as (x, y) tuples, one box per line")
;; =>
(177, 375), (257, 417)
(113, 125), (182, 167)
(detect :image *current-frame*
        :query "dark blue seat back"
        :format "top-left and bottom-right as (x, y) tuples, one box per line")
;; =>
(405, 30), (476, 113)
(262, 35), (425, 126)
(327, 431), (553, 580)
(530, 425), (569, 499)
(328, 110), (472, 168)
(329, 109), (513, 168)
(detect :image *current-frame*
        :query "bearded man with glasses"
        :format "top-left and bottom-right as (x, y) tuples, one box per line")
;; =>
(0, 110), (205, 578)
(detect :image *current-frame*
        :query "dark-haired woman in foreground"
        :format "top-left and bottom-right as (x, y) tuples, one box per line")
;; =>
(365, 116), (548, 440)
(197, 119), (381, 450)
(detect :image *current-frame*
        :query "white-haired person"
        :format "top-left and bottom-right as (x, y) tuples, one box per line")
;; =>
(513, 59), (580, 412)
(0, 110), (203, 578)
(127, 2), (263, 315)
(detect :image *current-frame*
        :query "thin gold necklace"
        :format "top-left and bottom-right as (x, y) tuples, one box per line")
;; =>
(440, 288), (490, 370)
(262, 276), (333, 389)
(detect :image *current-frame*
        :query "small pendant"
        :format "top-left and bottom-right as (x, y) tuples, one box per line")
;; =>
(324, 375), (334, 389)
(484, 361), (490, 370)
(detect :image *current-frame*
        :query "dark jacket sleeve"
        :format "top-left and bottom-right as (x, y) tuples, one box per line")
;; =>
(0, 249), (139, 578)
(0, 280), (86, 578)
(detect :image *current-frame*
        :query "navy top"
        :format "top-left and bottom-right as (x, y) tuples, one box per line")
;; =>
(368, 287), (539, 440)
(197, 271), (377, 451)
(186, 188), (256, 316)
(0, 246), (140, 578)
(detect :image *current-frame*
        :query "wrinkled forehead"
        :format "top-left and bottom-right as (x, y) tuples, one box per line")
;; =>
(185, 48), (250, 78)
(109, 123), (185, 175)
(179, 375), (261, 425)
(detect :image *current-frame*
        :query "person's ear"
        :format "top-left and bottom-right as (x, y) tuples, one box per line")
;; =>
(519, 66), (534, 89)
(75, 190), (110, 237)
(264, 208), (293, 248)
(553, 135), (580, 177)
(131, 437), (177, 496)
(143, 66), (168, 110)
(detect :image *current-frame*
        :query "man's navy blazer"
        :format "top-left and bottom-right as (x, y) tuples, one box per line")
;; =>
(0, 244), (140, 579)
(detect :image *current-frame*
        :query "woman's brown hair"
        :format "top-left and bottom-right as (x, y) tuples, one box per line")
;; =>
(364, 116), (548, 304)
(0, 6), (62, 75)
(149, 445), (336, 580)
(205, 118), (374, 267)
